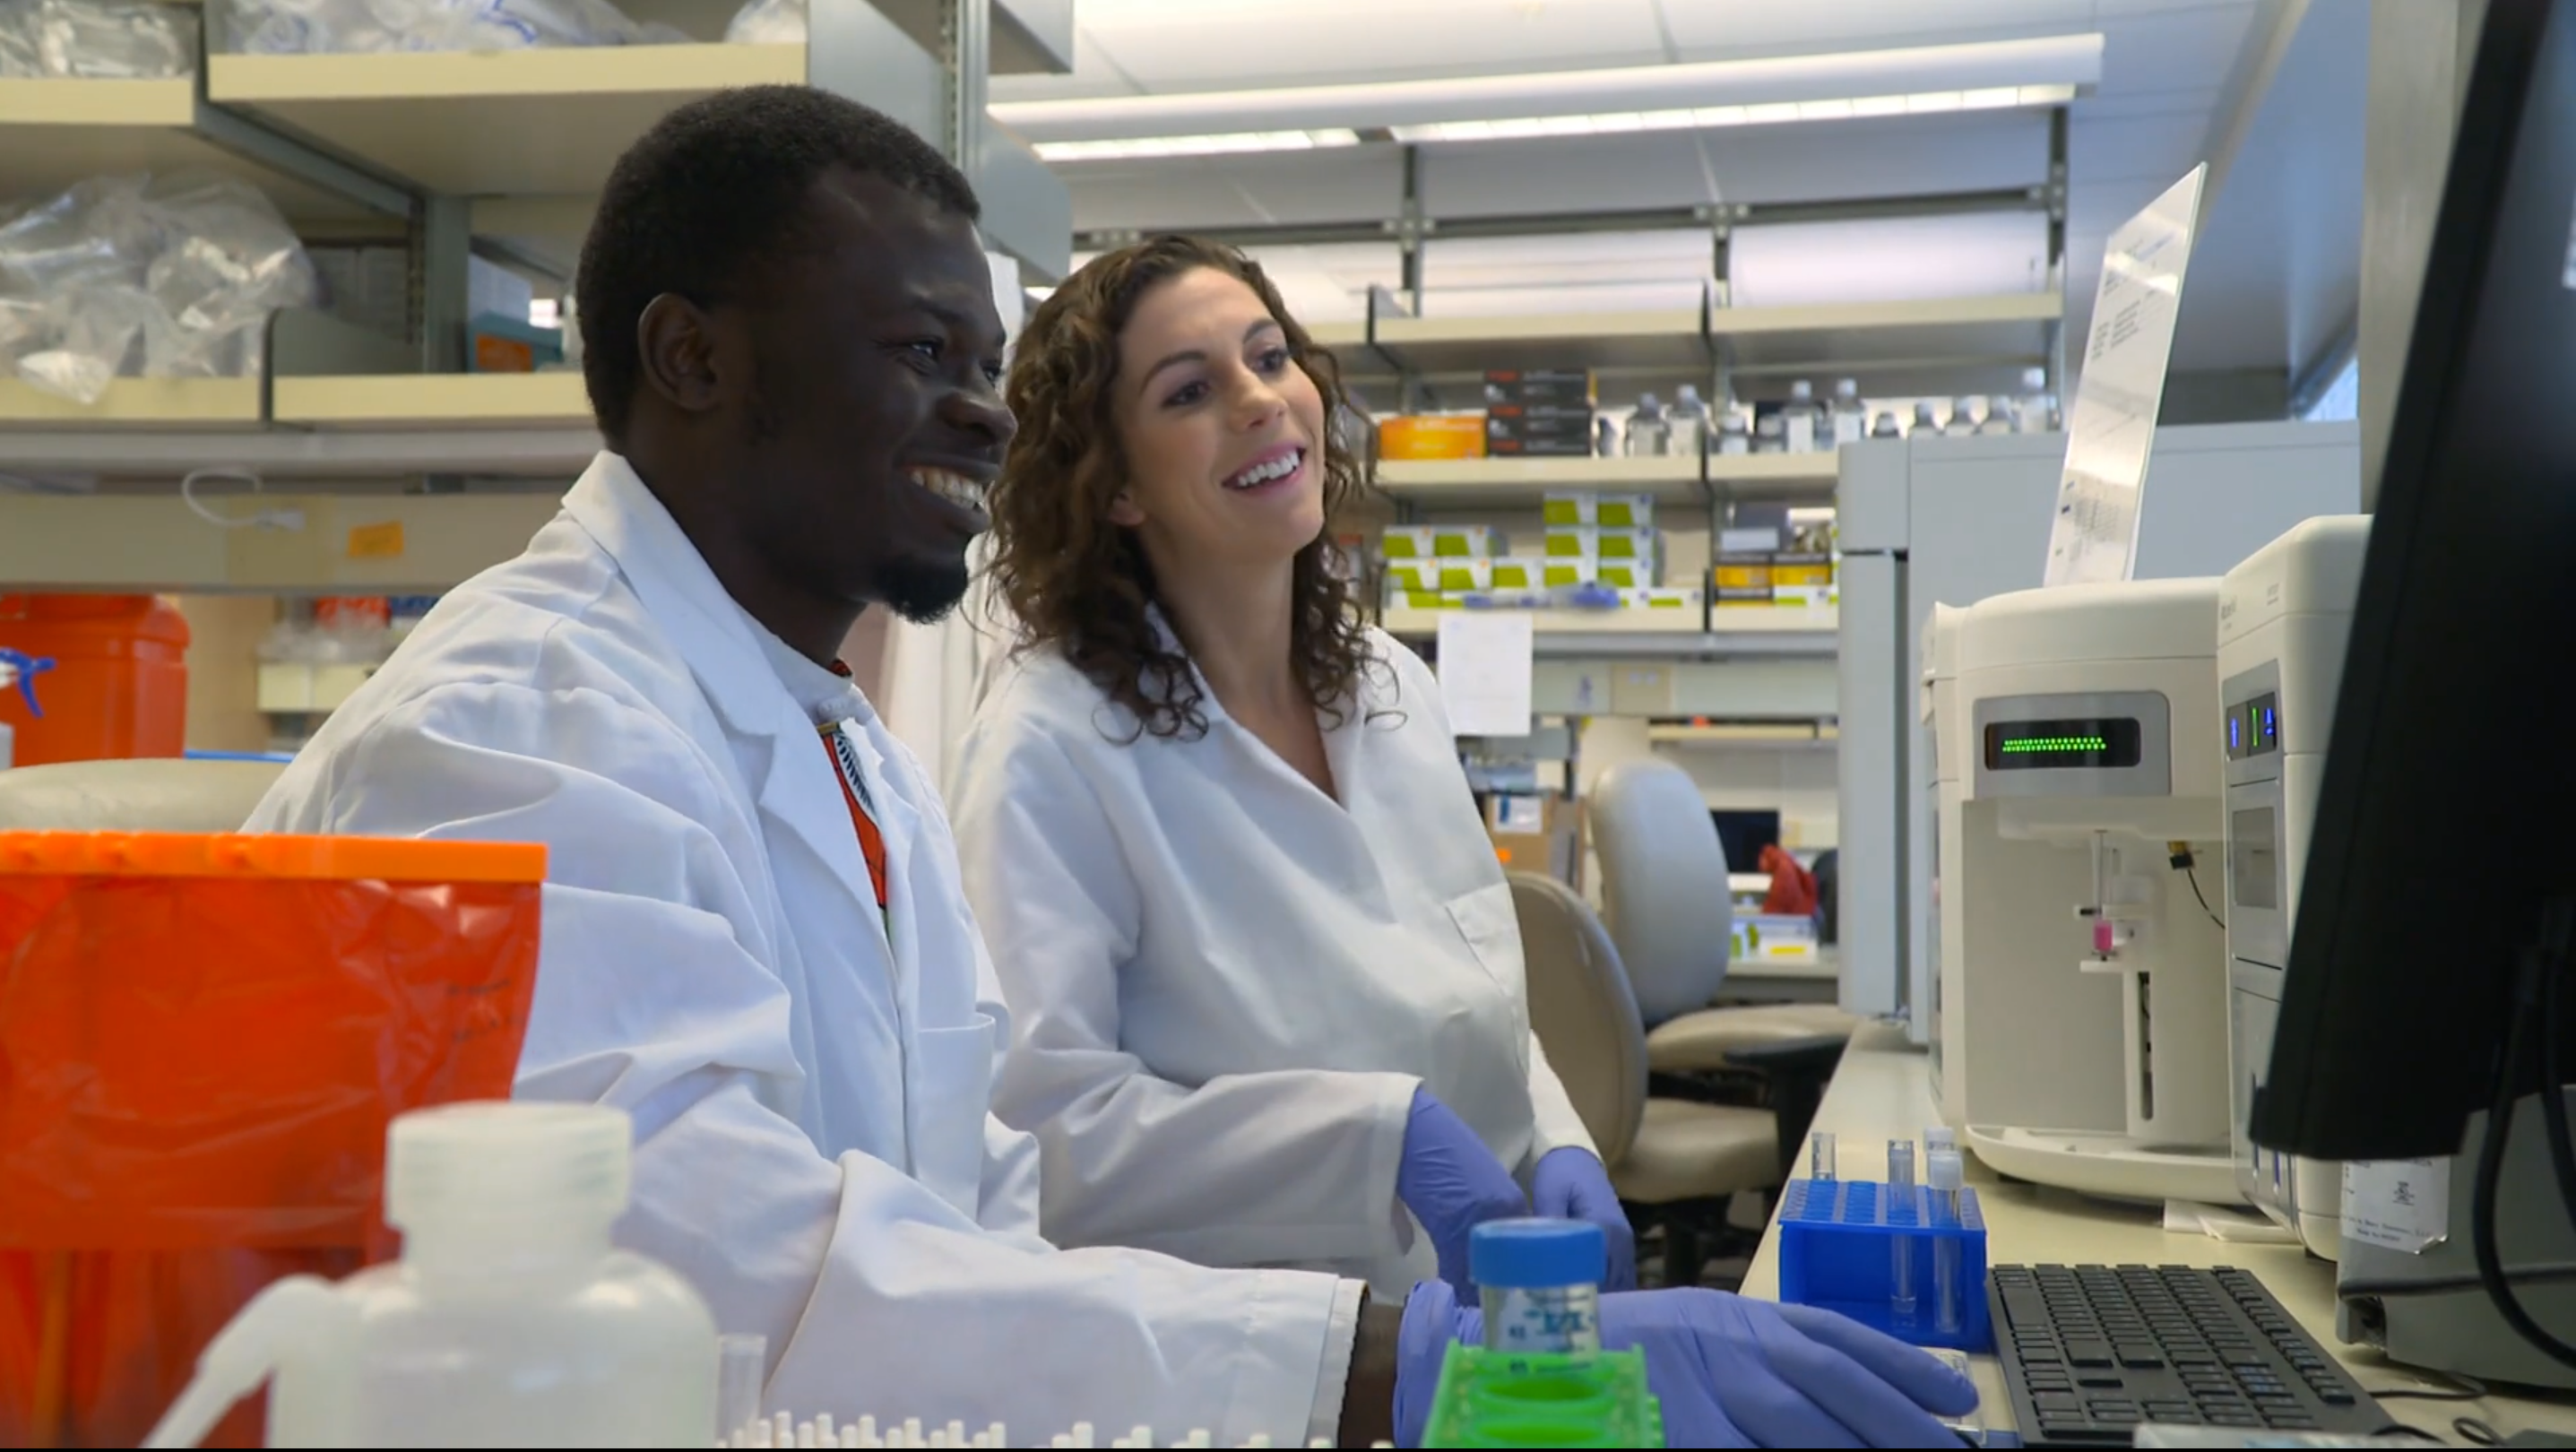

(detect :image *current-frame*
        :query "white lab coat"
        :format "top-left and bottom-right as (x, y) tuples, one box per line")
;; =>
(948, 627), (1595, 1297)
(245, 454), (1359, 1445)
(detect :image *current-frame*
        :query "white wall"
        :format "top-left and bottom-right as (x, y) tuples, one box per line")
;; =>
(1657, 742), (1839, 853)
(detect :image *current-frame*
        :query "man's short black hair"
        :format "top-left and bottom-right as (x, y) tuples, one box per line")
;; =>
(576, 86), (980, 448)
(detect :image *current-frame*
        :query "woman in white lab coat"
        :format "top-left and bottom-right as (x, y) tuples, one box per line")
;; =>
(949, 236), (1634, 1300)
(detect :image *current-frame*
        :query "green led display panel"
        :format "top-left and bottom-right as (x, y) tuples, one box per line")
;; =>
(1984, 717), (2143, 771)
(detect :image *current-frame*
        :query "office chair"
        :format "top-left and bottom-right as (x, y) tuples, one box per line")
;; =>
(1586, 760), (1854, 1177)
(0, 758), (288, 832)
(1509, 870), (1778, 1289)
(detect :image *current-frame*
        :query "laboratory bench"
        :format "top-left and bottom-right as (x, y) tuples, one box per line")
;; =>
(1740, 1021), (2576, 1446)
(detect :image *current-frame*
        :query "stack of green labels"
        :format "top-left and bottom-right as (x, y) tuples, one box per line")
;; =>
(1420, 1344), (1664, 1449)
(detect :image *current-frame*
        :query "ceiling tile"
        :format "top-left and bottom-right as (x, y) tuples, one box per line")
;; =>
(1072, 0), (1667, 93)
(2070, 111), (2208, 186)
(1656, 0), (2096, 56)
(2096, 3), (2260, 96)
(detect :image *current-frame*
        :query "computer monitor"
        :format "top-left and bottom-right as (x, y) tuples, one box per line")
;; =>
(2252, 1), (2576, 1163)
(1709, 808), (1781, 876)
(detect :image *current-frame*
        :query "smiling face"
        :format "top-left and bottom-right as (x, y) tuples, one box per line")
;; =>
(703, 168), (1016, 627)
(1105, 266), (1329, 570)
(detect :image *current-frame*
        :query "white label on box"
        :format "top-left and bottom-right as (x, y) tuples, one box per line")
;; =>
(1493, 794), (1547, 833)
(1436, 612), (1534, 737)
(2343, 1158), (2449, 1253)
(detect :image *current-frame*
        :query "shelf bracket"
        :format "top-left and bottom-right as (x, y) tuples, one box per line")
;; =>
(190, 78), (413, 221)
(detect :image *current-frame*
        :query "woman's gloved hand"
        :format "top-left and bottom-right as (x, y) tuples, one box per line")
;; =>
(1391, 1280), (1979, 1448)
(1529, 1147), (1637, 1292)
(1395, 1088), (1528, 1299)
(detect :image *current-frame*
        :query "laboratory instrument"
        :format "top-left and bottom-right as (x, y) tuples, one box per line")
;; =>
(1834, 424), (2361, 1045)
(1782, 379), (1821, 453)
(1929, 577), (2239, 1204)
(1926, 1150), (1965, 1336)
(2217, 515), (2371, 1261)
(1470, 1219), (1604, 1355)
(1774, 1145), (1990, 1351)
(1988, 1265), (2382, 1446)
(143, 1102), (720, 1448)
(1887, 1139), (1917, 1328)
(2252, 0), (2576, 1389)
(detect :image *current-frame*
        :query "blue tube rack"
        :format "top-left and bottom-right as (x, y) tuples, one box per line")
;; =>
(1776, 1178), (1992, 1352)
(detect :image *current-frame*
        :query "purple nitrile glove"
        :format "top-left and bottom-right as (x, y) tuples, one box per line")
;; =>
(1395, 1088), (1528, 1300)
(1530, 1147), (1637, 1292)
(1390, 1280), (1979, 1449)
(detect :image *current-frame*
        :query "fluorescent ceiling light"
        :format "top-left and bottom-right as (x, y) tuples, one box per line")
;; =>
(1033, 128), (1361, 162)
(992, 34), (2101, 144)
(1383, 84), (2077, 146)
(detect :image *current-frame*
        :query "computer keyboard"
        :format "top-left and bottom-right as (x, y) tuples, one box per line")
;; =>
(1989, 1265), (2386, 1447)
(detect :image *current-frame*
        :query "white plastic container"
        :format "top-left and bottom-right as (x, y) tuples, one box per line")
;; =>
(145, 1102), (720, 1449)
(1667, 385), (1710, 459)
(1781, 378), (1822, 453)
(1829, 378), (1867, 446)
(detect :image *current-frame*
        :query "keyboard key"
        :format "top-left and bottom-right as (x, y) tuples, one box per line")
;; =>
(2116, 1345), (2165, 1369)
(2065, 1341), (2116, 1367)
(2032, 1393), (2081, 1413)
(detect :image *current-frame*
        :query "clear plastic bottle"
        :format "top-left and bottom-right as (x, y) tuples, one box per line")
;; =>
(1668, 385), (1710, 459)
(1828, 378), (1867, 447)
(1625, 393), (1670, 457)
(1472, 1219), (1604, 1355)
(145, 1103), (720, 1449)
(1595, 416), (1619, 458)
(1870, 411), (1903, 439)
(1943, 397), (1983, 437)
(2017, 366), (2057, 434)
(1911, 401), (1943, 437)
(1781, 379), (1823, 454)
(1716, 410), (1751, 456)
(1977, 395), (2017, 435)
(1753, 412), (1787, 454)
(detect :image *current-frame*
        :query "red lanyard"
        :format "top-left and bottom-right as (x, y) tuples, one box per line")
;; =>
(822, 724), (891, 919)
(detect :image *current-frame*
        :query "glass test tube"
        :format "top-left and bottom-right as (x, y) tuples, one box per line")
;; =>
(1929, 1149), (1966, 1335)
(717, 1333), (767, 1447)
(1888, 1139), (1917, 1327)
(1811, 1130), (1838, 1180)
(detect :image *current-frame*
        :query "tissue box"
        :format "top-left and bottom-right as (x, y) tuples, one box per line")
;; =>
(1596, 559), (1656, 590)
(1543, 526), (1656, 560)
(1540, 558), (1598, 588)
(1491, 557), (1552, 591)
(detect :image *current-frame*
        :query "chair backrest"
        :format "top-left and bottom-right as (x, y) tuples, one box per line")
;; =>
(0, 759), (287, 833)
(1588, 759), (1735, 1025)
(1508, 870), (1647, 1169)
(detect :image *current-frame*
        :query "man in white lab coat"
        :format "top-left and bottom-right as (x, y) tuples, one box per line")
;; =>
(248, 87), (1973, 1448)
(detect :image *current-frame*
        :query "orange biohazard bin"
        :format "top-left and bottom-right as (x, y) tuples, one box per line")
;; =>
(0, 831), (549, 1448)
(0, 595), (191, 766)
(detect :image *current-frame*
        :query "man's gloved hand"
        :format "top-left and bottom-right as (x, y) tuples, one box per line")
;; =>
(1391, 1280), (1979, 1448)
(1395, 1088), (1527, 1299)
(1528, 1148), (1637, 1292)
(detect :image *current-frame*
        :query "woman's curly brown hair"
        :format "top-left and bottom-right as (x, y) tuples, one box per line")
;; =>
(988, 234), (1377, 741)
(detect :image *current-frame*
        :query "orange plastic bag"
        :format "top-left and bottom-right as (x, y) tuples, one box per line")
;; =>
(0, 832), (547, 1448)
(1759, 843), (1820, 918)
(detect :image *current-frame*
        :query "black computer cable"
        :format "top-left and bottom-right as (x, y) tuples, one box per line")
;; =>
(2165, 843), (2224, 931)
(2470, 903), (2576, 1372)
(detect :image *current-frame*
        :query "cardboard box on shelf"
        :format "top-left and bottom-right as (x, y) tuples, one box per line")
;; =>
(1489, 435), (1598, 458)
(1713, 551), (1775, 593)
(1771, 551), (1834, 608)
(1379, 414), (1487, 461)
(1547, 526), (1656, 561)
(1489, 792), (1583, 887)
(1596, 559), (1657, 589)
(1482, 368), (1596, 408)
(1541, 558), (1599, 588)
(1491, 557), (1552, 591)
(1621, 587), (1703, 613)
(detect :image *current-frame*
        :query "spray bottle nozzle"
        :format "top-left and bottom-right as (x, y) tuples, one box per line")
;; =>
(0, 648), (52, 719)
